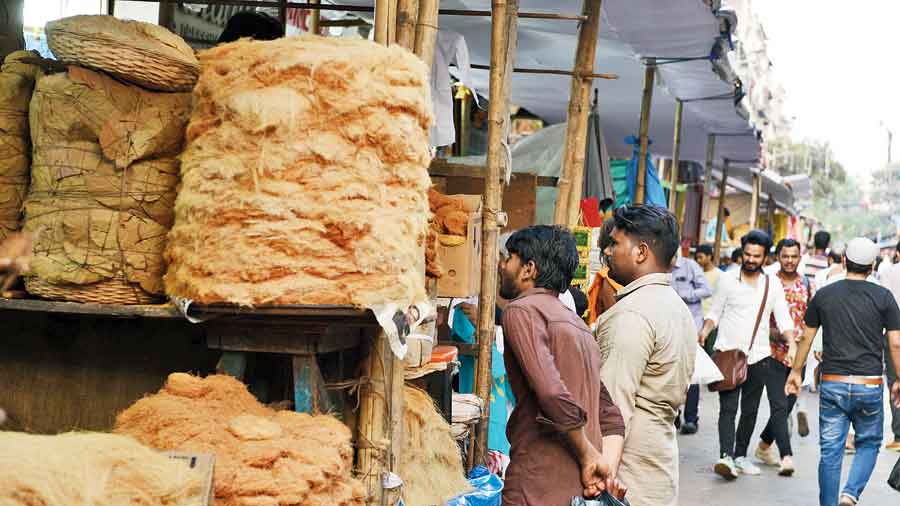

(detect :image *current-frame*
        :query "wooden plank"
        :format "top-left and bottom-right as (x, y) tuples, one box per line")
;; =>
(206, 324), (362, 354)
(0, 298), (181, 318)
(430, 160), (558, 187)
(0, 298), (373, 321)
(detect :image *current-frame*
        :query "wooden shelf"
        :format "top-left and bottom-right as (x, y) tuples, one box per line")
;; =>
(0, 297), (372, 322)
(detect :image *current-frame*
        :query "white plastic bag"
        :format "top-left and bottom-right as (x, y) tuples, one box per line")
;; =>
(691, 344), (724, 385)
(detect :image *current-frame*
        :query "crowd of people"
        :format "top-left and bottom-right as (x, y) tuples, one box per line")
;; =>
(487, 206), (900, 506)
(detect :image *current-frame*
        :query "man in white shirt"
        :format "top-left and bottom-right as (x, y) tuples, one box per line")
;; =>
(880, 241), (900, 451)
(699, 230), (796, 480)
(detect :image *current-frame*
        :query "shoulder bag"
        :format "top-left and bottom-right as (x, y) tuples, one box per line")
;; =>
(708, 274), (769, 392)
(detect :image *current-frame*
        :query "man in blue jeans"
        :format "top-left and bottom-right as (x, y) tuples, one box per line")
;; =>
(787, 237), (900, 506)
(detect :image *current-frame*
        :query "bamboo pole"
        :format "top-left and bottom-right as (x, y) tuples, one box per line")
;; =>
(309, 0), (321, 35)
(634, 60), (656, 205)
(712, 159), (729, 262)
(473, 0), (519, 469)
(551, 0), (602, 226)
(278, 0), (288, 25)
(414, 0), (439, 71)
(107, 0), (116, 16)
(749, 170), (761, 228)
(374, 0), (390, 44)
(396, 0), (418, 51)
(699, 134), (716, 240)
(357, 331), (393, 505)
(388, 0), (399, 44)
(668, 99), (683, 214)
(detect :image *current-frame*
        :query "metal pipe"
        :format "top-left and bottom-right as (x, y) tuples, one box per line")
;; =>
(749, 171), (761, 228)
(470, 63), (616, 80)
(634, 60), (655, 205)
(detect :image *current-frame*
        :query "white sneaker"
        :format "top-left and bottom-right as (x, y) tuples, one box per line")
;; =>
(778, 456), (795, 477)
(735, 456), (761, 475)
(714, 456), (739, 480)
(755, 443), (779, 466)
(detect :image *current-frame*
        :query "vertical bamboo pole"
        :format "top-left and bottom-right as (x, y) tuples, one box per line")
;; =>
(553, 0), (603, 226)
(473, 0), (519, 469)
(107, 0), (116, 16)
(713, 159), (729, 262)
(749, 170), (761, 228)
(634, 60), (656, 205)
(309, 0), (321, 35)
(396, 0), (418, 51)
(668, 99), (683, 214)
(414, 0), (439, 70)
(158, 0), (174, 30)
(699, 134), (716, 240)
(387, 0), (399, 44)
(375, 0), (390, 44)
(278, 0), (288, 26)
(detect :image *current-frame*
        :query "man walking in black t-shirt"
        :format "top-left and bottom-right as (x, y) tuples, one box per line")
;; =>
(787, 237), (900, 506)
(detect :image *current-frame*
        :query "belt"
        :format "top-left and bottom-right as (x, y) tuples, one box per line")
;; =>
(822, 374), (883, 385)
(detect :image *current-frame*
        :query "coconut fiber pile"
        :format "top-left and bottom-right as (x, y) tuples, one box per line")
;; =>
(402, 385), (471, 505)
(115, 373), (365, 506)
(0, 51), (39, 241)
(22, 66), (191, 302)
(0, 431), (203, 506)
(164, 35), (433, 307)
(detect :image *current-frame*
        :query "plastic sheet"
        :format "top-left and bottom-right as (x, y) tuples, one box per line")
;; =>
(446, 465), (503, 506)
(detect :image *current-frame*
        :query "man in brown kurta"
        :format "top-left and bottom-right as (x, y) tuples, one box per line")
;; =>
(499, 226), (626, 506)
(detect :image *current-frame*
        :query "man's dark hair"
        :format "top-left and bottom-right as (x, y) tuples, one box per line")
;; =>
(846, 257), (873, 275)
(696, 244), (714, 258)
(895, 239), (900, 253)
(218, 11), (285, 44)
(505, 226), (578, 293)
(598, 218), (616, 251)
(568, 286), (589, 317)
(829, 251), (842, 264)
(731, 248), (743, 263)
(724, 208), (731, 218)
(775, 238), (801, 255)
(813, 230), (831, 250)
(741, 229), (773, 253)
(612, 205), (680, 266)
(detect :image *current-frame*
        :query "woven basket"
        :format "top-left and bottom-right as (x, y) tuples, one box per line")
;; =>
(46, 15), (199, 92)
(25, 277), (162, 305)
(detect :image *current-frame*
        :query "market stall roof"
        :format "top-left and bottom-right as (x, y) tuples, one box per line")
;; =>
(709, 164), (795, 212)
(354, 0), (761, 164)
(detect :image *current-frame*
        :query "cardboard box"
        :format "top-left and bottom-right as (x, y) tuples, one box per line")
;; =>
(165, 452), (216, 506)
(436, 195), (483, 298)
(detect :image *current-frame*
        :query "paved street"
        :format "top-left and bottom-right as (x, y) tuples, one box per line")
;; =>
(678, 387), (900, 505)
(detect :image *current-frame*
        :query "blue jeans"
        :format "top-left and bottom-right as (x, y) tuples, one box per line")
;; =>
(818, 381), (884, 506)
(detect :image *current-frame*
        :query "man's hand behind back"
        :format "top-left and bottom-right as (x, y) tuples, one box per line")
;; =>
(892, 381), (900, 409)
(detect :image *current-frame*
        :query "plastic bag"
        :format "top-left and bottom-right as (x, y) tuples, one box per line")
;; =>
(691, 343), (724, 385)
(889, 455), (900, 491)
(571, 492), (631, 506)
(446, 465), (503, 506)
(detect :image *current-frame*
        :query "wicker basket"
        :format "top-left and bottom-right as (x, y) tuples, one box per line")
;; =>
(25, 277), (162, 305)
(46, 15), (199, 92)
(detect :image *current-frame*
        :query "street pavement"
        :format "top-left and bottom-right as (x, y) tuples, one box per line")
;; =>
(677, 387), (900, 505)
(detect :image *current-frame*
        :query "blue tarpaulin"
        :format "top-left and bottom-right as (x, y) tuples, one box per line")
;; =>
(624, 136), (667, 208)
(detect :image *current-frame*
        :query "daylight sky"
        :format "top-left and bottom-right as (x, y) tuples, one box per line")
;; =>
(753, 0), (900, 180)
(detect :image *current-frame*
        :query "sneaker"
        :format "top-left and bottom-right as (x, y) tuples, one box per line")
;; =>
(778, 456), (795, 477)
(797, 411), (810, 438)
(735, 456), (761, 475)
(886, 440), (900, 452)
(714, 456), (739, 481)
(839, 494), (857, 506)
(755, 443), (779, 466)
(681, 422), (698, 435)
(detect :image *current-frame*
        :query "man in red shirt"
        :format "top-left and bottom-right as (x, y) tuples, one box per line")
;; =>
(755, 238), (811, 476)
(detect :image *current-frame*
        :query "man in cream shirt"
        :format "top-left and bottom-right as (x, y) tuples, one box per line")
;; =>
(596, 205), (696, 506)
